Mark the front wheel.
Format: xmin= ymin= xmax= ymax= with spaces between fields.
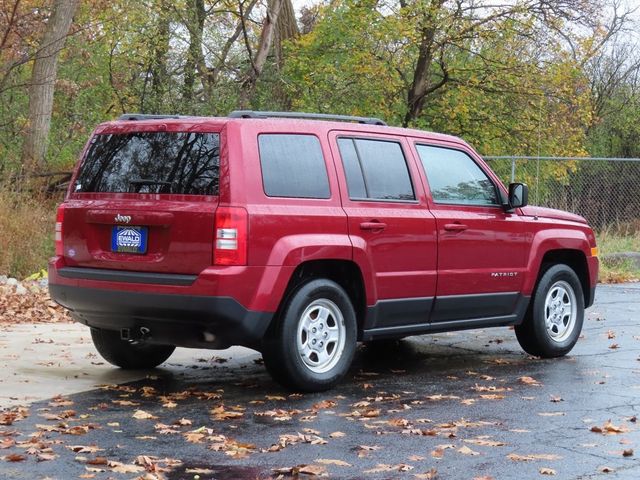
xmin=90 ymin=328 xmax=175 ymax=369
xmin=262 ymin=279 xmax=357 ymax=392
xmin=515 ymin=264 xmax=584 ymax=358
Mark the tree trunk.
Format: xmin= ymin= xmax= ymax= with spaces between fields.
xmin=238 ymin=0 xmax=284 ymax=109
xmin=183 ymin=0 xmax=206 ymax=107
xmin=403 ymin=0 xmax=447 ymax=127
xmin=274 ymin=0 xmax=298 ymax=68
xmin=21 ymin=0 xmax=80 ymax=171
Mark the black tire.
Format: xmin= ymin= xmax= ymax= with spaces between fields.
xmin=515 ymin=264 xmax=584 ymax=358
xmin=90 ymin=328 xmax=175 ymax=369
xmin=262 ymin=279 xmax=357 ymax=392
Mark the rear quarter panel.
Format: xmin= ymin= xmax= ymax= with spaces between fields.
xmin=225 ymin=121 xmax=352 ymax=309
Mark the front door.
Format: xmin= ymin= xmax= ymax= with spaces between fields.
xmin=412 ymin=142 xmax=529 ymax=324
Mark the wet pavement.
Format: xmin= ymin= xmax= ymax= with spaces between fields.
xmin=1 ymin=283 xmax=639 ymax=479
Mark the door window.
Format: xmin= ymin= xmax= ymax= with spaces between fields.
xmin=337 ymin=138 xmax=414 ymax=201
xmin=416 ymin=145 xmax=498 ymax=205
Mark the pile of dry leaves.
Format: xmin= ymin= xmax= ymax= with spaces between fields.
xmin=0 ymin=281 xmax=70 ymax=324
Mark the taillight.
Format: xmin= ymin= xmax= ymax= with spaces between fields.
xmin=55 ymin=204 xmax=65 ymax=256
xmin=214 ymin=207 xmax=248 ymax=265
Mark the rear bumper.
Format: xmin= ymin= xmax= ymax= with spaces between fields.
xmin=48 ymin=257 xmax=278 ymax=349
xmin=49 ymin=283 xmax=272 ymax=349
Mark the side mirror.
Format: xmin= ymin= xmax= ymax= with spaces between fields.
xmin=508 ymin=182 xmax=528 ymax=209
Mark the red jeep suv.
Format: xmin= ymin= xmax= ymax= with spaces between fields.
xmin=49 ymin=111 xmax=599 ymax=391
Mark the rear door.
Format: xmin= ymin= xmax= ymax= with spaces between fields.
xmin=329 ymin=131 xmax=437 ymax=331
xmin=63 ymin=125 xmax=221 ymax=275
xmin=412 ymin=142 xmax=528 ymax=323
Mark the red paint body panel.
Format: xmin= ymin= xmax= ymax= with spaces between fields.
xmin=50 ymin=115 xmax=599 ymax=333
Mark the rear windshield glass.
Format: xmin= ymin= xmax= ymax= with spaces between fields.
xmin=74 ymin=132 xmax=220 ymax=195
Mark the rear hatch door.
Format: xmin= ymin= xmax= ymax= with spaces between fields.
xmin=63 ymin=123 xmax=222 ymax=275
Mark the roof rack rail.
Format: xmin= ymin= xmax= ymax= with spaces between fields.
xmin=118 ymin=113 xmax=192 ymax=121
xmin=228 ymin=110 xmax=387 ymax=126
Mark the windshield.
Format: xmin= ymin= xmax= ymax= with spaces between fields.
xmin=74 ymin=131 xmax=220 ymax=195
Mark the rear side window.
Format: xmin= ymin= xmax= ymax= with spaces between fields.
xmin=258 ymin=134 xmax=330 ymax=199
xmin=337 ymin=138 xmax=415 ymax=201
xmin=416 ymin=145 xmax=498 ymax=205
xmin=75 ymin=132 xmax=220 ymax=195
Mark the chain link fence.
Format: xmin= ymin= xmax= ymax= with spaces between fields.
xmin=485 ymin=156 xmax=640 ymax=231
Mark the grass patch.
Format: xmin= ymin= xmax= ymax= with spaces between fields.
xmin=0 ymin=187 xmax=56 ymax=279
xmin=597 ymin=222 xmax=640 ymax=283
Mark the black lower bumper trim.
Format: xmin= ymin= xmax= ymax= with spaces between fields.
xmin=49 ymin=284 xmax=272 ymax=349
xmin=58 ymin=267 xmax=197 ymax=286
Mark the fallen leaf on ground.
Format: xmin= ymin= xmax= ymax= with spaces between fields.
xmin=480 ymin=394 xmax=505 ymax=400
xmin=458 ymin=445 xmax=480 ymax=456
xmin=4 ymin=453 xmax=26 ymax=462
xmin=356 ymin=445 xmax=381 ymax=457
xmin=185 ymin=468 xmax=215 ymax=474
xmin=210 ymin=405 xmax=244 ymax=420
xmin=591 ymin=420 xmax=629 ymax=435
xmin=519 ymin=376 xmax=541 ymax=386
xmin=209 ymin=437 xmax=256 ymax=458
xmin=507 ymin=453 xmax=562 ymax=462
xmin=273 ymin=464 xmax=327 ymax=476
xmin=415 ymin=469 xmax=438 ymax=479
xmin=431 ymin=444 xmax=456 ymax=458
xmin=108 ymin=461 xmax=145 ymax=473
xmin=0 ymin=438 xmax=15 ymax=449
xmin=315 ymin=458 xmax=351 ymax=466
xmin=464 ymin=438 xmax=506 ymax=447
xmin=623 ymin=449 xmax=634 ymax=457
xmin=132 ymin=410 xmax=156 ymax=420
xmin=312 ymin=400 xmax=336 ymax=411
xmin=265 ymin=395 xmax=286 ymax=401
xmin=426 ymin=394 xmax=460 ymax=401
xmin=365 ymin=464 xmax=413 ymax=473
xmin=67 ymin=445 xmax=103 ymax=454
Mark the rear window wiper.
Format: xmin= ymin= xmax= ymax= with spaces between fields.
xmin=129 ymin=179 xmax=174 ymax=193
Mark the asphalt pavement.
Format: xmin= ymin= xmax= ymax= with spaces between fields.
xmin=1 ymin=283 xmax=639 ymax=479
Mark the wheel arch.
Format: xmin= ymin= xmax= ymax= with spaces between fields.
xmin=533 ymin=249 xmax=591 ymax=307
xmin=276 ymin=259 xmax=367 ymax=337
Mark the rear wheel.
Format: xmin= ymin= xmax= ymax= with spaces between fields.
xmin=90 ymin=328 xmax=175 ymax=369
xmin=515 ymin=264 xmax=584 ymax=357
xmin=262 ymin=279 xmax=357 ymax=392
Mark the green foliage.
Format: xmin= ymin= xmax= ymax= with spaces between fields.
xmin=0 ymin=0 xmax=637 ymax=180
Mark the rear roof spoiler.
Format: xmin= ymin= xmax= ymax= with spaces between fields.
xmin=228 ymin=110 xmax=387 ymax=126
xmin=118 ymin=114 xmax=194 ymax=121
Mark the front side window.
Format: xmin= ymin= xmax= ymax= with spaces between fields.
xmin=258 ymin=134 xmax=330 ymax=199
xmin=337 ymin=138 xmax=415 ymax=201
xmin=416 ymin=145 xmax=498 ymax=205
xmin=75 ymin=132 xmax=220 ymax=195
